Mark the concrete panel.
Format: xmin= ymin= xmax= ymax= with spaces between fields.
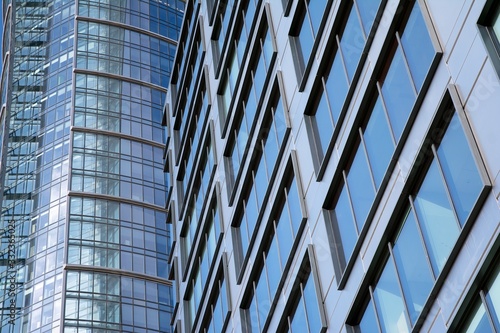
xmin=464 ymin=60 xmax=500 ymax=190
xmin=455 ymin=33 xmax=488 ymax=102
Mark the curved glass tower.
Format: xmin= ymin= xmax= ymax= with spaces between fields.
xmin=0 ymin=0 xmax=184 ymax=332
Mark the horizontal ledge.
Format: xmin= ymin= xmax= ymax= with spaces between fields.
xmin=70 ymin=126 xmax=164 ymax=149
xmin=67 ymin=191 xmax=167 ymax=212
xmin=64 ymin=264 xmax=172 ymax=286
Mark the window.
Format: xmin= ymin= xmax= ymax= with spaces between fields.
xmin=350 ymin=91 xmax=490 ymax=332
xmin=325 ymin=1 xmax=438 ymax=284
xmin=225 ymin=72 xmax=283 ymax=196
xmin=240 ymin=156 xmax=306 ymax=332
xmin=277 ymin=246 xmax=327 ymax=333
xmin=230 ymin=82 xmax=289 ymax=275
xmin=456 ymin=260 xmax=500 ymax=332
xmin=289 ymin=0 xmax=331 ymax=81
xmin=478 ymin=1 xmax=500 ymax=77
xmin=179 ymin=130 xmax=216 ymax=273
xmin=305 ymin=0 xmax=382 ymax=173
xmin=192 ymin=255 xmax=231 ymax=333
xmin=218 ymin=7 xmax=276 ymax=136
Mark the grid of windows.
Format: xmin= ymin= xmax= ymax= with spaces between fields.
xmin=355 ymin=105 xmax=487 ymax=332
xmin=217 ymin=0 xmax=263 ymax=128
xmin=306 ymin=0 xmax=381 ymax=165
xmin=225 ymin=20 xmax=275 ymax=189
xmin=241 ymin=170 xmax=305 ymax=332
xmin=74 ymin=73 xmax=165 ymax=141
xmin=78 ymin=0 xmax=184 ymax=40
xmin=289 ymin=0 xmax=330 ymax=77
xmin=68 ymin=197 xmax=169 ymax=277
xmin=65 ymin=271 xmax=172 ymax=332
xmin=232 ymin=87 xmax=288 ymax=269
xmin=198 ymin=260 xmax=231 ymax=333
xmin=179 ymin=133 xmax=215 ymax=270
xmin=175 ymin=84 xmax=210 ymax=206
xmin=212 ymin=0 xmax=236 ymax=60
xmin=76 ymin=21 xmax=176 ymax=87
xmin=185 ymin=198 xmax=222 ymax=330
xmin=327 ymin=1 xmax=437 ymax=278
xmin=278 ymin=248 xmax=327 ymax=333
xmin=71 ymin=132 xmax=166 ymax=206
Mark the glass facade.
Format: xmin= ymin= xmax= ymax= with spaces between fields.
xmin=165 ymin=0 xmax=499 ymax=333
xmin=0 ymin=0 xmax=184 ymax=332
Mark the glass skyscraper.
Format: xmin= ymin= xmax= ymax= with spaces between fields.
xmin=0 ymin=1 xmax=184 ymax=332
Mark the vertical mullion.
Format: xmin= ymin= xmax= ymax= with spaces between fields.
xmin=395 ymin=32 xmax=418 ymax=97
xmin=368 ymin=285 xmax=384 ymax=333
xmin=352 ymin=0 xmax=368 ymax=41
xmin=376 ymin=83 xmax=397 ymax=146
xmin=409 ymin=196 xmax=437 ymax=280
xmin=480 ymin=290 xmax=499 ymax=333
xmin=431 ymin=144 xmax=462 ymax=230
xmin=388 ymin=243 xmax=413 ymax=328
xmin=342 ymin=170 xmax=361 ymax=235
xmin=335 ymin=35 xmax=351 ymax=86
xmin=359 ymin=128 xmax=377 ymax=193
xmin=321 ymin=76 xmax=336 ymax=129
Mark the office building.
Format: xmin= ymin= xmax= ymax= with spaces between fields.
xmin=165 ymin=0 xmax=500 ymax=332
xmin=0 ymin=0 xmax=184 ymax=332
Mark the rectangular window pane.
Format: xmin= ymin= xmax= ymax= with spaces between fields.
xmin=340 ymin=8 xmax=364 ymax=81
xmin=360 ymin=299 xmax=380 ymax=333
xmin=400 ymin=3 xmax=434 ymax=91
xmin=312 ymin=89 xmax=334 ymax=158
xmin=290 ymin=290 xmax=308 ymax=333
xmin=437 ymin=113 xmax=483 ymax=225
xmin=347 ymin=145 xmax=375 ymax=230
xmin=356 ymin=0 xmax=381 ymax=36
xmin=392 ymin=209 xmax=434 ymax=324
xmin=363 ymin=98 xmax=394 ymax=188
xmin=414 ymin=160 xmax=459 ymax=275
xmin=334 ymin=186 xmax=357 ymax=263
xmin=325 ymin=52 xmax=349 ymax=123
xmin=381 ymin=48 xmax=416 ymax=141
xmin=373 ymin=259 xmax=410 ymax=333
xmin=303 ymin=274 xmax=322 ymax=333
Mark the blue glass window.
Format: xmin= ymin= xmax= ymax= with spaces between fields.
xmin=358 ymin=103 xmax=487 ymax=332
xmin=400 ymin=2 xmax=434 ymax=91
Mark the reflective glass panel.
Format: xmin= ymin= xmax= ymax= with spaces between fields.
xmin=363 ymin=98 xmax=394 ymax=189
xmin=325 ymin=51 xmax=349 ymax=123
xmin=414 ymin=160 xmax=459 ymax=275
xmin=313 ymin=89 xmax=334 ymax=158
xmin=381 ymin=48 xmax=416 ymax=141
xmin=360 ymin=299 xmax=380 ymax=333
xmin=340 ymin=7 xmax=364 ymax=81
xmin=334 ymin=186 xmax=357 ymax=262
xmin=393 ymin=209 xmax=434 ymax=324
xmin=290 ymin=290 xmax=308 ymax=333
xmin=400 ymin=3 xmax=434 ymax=91
xmin=373 ymin=259 xmax=410 ymax=333
xmin=347 ymin=145 xmax=375 ymax=230
xmin=303 ymin=275 xmax=321 ymax=333
xmin=437 ymin=113 xmax=482 ymax=225
xmin=356 ymin=0 xmax=381 ymax=36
